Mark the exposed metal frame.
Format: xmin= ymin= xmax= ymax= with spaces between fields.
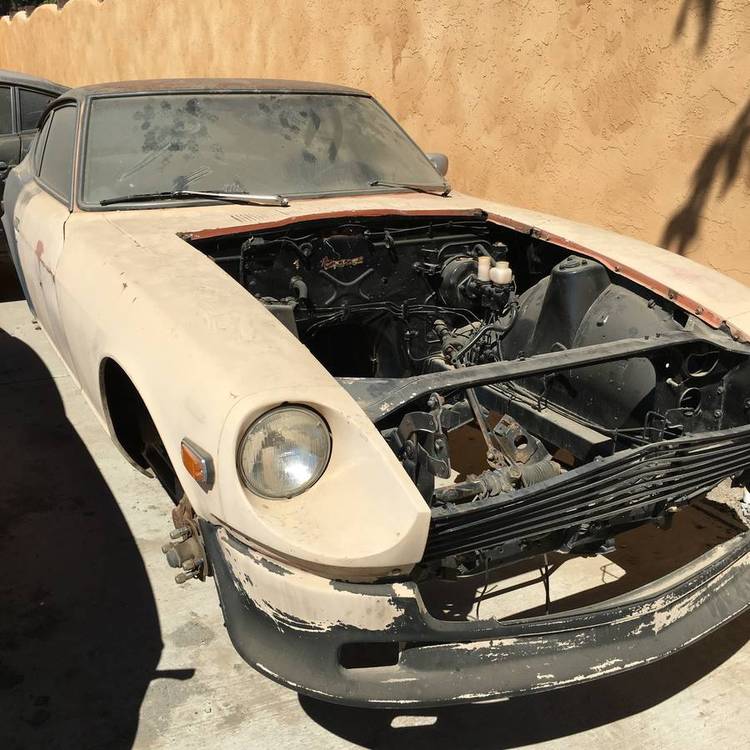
xmin=339 ymin=329 xmax=732 ymax=422
xmin=426 ymin=424 xmax=750 ymax=561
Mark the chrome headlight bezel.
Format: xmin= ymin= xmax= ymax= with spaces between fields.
xmin=237 ymin=405 xmax=332 ymax=499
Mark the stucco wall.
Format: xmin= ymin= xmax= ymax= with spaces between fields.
xmin=2 ymin=0 xmax=749 ymax=283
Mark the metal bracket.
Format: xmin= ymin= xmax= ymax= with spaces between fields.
xmin=397 ymin=393 xmax=451 ymax=479
xmin=493 ymin=414 xmax=548 ymax=465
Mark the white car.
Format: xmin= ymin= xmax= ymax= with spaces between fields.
xmin=3 ymin=78 xmax=749 ymax=706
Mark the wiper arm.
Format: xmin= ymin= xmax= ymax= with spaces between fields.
xmin=100 ymin=190 xmax=289 ymax=207
xmin=369 ymin=180 xmax=451 ymax=197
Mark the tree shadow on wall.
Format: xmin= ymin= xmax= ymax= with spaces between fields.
xmin=661 ymin=97 xmax=750 ymax=256
xmin=0 ymin=327 xmax=192 ymax=749
xmin=673 ymin=0 xmax=715 ymax=53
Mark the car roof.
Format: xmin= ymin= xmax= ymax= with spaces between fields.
xmin=0 ymin=68 xmax=67 ymax=95
xmin=62 ymin=78 xmax=369 ymax=101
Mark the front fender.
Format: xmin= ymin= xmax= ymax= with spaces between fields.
xmin=54 ymin=214 xmax=428 ymax=571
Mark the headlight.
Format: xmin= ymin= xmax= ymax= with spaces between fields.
xmin=238 ymin=406 xmax=331 ymax=498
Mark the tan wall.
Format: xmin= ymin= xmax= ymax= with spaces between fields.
xmin=2 ymin=0 xmax=749 ymax=282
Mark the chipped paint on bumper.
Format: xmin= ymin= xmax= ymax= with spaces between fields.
xmin=202 ymin=521 xmax=750 ymax=708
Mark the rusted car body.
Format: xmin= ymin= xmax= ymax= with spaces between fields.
xmin=3 ymin=79 xmax=748 ymax=706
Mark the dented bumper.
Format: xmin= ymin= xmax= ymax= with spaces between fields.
xmin=202 ymin=522 xmax=750 ymax=708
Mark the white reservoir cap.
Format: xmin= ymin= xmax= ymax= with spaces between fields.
xmin=477 ymin=256 xmax=492 ymax=281
xmin=490 ymin=265 xmax=513 ymax=285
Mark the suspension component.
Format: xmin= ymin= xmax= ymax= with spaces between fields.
xmin=162 ymin=498 xmax=210 ymax=584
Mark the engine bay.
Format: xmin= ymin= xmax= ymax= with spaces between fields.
xmin=190 ymin=213 xmax=750 ymax=578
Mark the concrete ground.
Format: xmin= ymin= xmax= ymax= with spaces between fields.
xmin=0 ymin=250 xmax=748 ymax=750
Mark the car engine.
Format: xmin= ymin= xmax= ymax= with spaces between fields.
xmin=192 ymin=213 xmax=750 ymax=578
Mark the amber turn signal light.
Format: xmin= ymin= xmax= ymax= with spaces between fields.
xmin=181 ymin=438 xmax=215 ymax=492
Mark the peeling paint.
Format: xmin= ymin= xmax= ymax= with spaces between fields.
xmin=590 ymin=657 xmax=624 ymax=673
xmin=217 ymin=527 xmax=405 ymax=633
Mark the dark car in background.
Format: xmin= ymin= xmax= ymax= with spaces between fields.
xmin=0 ymin=69 xmax=66 ymax=245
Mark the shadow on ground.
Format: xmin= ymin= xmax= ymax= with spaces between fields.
xmin=0 ymin=324 xmax=172 ymax=749
xmin=300 ymin=608 xmax=748 ymax=749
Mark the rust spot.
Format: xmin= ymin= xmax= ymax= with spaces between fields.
xmin=34 ymin=240 xmax=44 ymax=260
xmin=184 ymin=207 xmax=483 ymax=241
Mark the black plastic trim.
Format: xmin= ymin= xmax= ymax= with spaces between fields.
xmin=202 ymin=520 xmax=750 ymax=707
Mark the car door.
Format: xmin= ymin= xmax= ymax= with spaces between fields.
xmin=0 ymin=84 xmax=20 ymax=192
xmin=17 ymin=87 xmax=57 ymax=160
xmin=14 ymin=103 xmax=77 ymax=365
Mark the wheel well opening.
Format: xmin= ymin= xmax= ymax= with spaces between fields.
xmin=100 ymin=358 xmax=184 ymax=502
xmin=101 ymin=359 xmax=149 ymax=470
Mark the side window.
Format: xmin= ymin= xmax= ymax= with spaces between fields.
xmin=0 ymin=86 xmax=13 ymax=135
xmin=38 ymin=106 xmax=77 ymax=203
xmin=19 ymin=88 xmax=55 ymax=132
xmin=33 ymin=115 xmax=53 ymax=173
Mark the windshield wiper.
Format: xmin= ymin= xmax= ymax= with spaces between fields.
xmin=100 ymin=189 xmax=289 ymax=207
xmin=369 ymin=180 xmax=451 ymax=197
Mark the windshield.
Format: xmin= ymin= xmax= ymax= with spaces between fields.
xmin=81 ymin=92 xmax=444 ymax=205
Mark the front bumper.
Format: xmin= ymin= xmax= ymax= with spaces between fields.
xmin=202 ymin=521 xmax=750 ymax=708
